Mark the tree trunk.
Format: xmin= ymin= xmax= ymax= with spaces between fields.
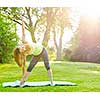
xmin=42 ymin=8 xmax=52 ymax=47
xmin=42 ymin=23 xmax=51 ymax=46
xmin=0 ymin=55 xmax=2 ymax=63
xmin=53 ymin=26 xmax=64 ymax=61
xmin=56 ymin=46 xmax=62 ymax=61
xmin=28 ymin=25 xmax=36 ymax=42
xmin=57 ymin=27 xmax=63 ymax=60
xmin=25 ymin=7 xmax=36 ymax=42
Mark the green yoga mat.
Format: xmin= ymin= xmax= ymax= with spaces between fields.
xmin=2 ymin=80 xmax=77 ymax=87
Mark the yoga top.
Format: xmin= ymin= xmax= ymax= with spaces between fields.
xmin=30 ymin=43 xmax=44 ymax=56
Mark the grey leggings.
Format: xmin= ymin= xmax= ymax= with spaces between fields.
xmin=27 ymin=48 xmax=50 ymax=72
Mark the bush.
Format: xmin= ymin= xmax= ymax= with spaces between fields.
xmin=63 ymin=48 xmax=72 ymax=60
xmin=47 ymin=47 xmax=56 ymax=60
xmin=0 ymin=16 xmax=19 ymax=63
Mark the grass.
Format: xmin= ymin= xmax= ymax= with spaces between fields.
xmin=0 ymin=61 xmax=100 ymax=92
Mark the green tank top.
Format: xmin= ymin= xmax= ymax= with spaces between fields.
xmin=30 ymin=43 xmax=44 ymax=56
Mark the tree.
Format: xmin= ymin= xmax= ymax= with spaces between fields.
xmin=71 ymin=16 xmax=100 ymax=63
xmin=0 ymin=7 xmax=54 ymax=46
xmin=0 ymin=16 xmax=19 ymax=63
xmin=52 ymin=8 xmax=71 ymax=60
xmin=42 ymin=8 xmax=54 ymax=46
xmin=0 ymin=7 xmax=43 ymax=43
xmin=0 ymin=7 xmax=72 ymax=61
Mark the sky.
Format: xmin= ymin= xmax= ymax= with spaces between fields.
xmin=17 ymin=23 xmax=74 ymax=47
xmin=16 ymin=1 xmax=100 ymax=47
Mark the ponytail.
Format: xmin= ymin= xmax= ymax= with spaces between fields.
xmin=13 ymin=47 xmax=23 ymax=67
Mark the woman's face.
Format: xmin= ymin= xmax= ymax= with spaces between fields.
xmin=19 ymin=45 xmax=26 ymax=53
xmin=19 ymin=43 xmax=31 ymax=55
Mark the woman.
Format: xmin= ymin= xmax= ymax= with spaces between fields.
xmin=14 ymin=42 xmax=53 ymax=86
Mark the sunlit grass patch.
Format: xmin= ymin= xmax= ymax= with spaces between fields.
xmin=0 ymin=61 xmax=100 ymax=92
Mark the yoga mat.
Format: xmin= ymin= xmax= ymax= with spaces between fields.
xmin=2 ymin=80 xmax=77 ymax=87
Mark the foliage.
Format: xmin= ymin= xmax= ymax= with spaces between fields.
xmin=0 ymin=7 xmax=41 ymax=42
xmin=0 ymin=7 xmax=53 ymax=45
xmin=62 ymin=48 xmax=72 ymax=60
xmin=47 ymin=47 xmax=56 ymax=60
xmin=0 ymin=7 xmax=73 ymax=61
xmin=0 ymin=16 xmax=19 ymax=63
xmin=70 ymin=16 xmax=100 ymax=63
xmin=52 ymin=8 xmax=71 ymax=60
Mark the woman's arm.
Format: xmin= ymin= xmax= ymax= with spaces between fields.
xmin=20 ymin=71 xmax=31 ymax=85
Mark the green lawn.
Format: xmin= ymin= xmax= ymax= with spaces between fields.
xmin=0 ymin=61 xmax=100 ymax=92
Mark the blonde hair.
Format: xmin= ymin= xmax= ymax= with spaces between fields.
xmin=13 ymin=42 xmax=31 ymax=67
xmin=13 ymin=47 xmax=23 ymax=67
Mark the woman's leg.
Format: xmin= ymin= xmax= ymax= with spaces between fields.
xmin=42 ymin=49 xmax=53 ymax=85
xmin=27 ymin=56 xmax=40 ymax=72
xmin=47 ymin=69 xmax=53 ymax=85
xmin=20 ymin=56 xmax=40 ymax=85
